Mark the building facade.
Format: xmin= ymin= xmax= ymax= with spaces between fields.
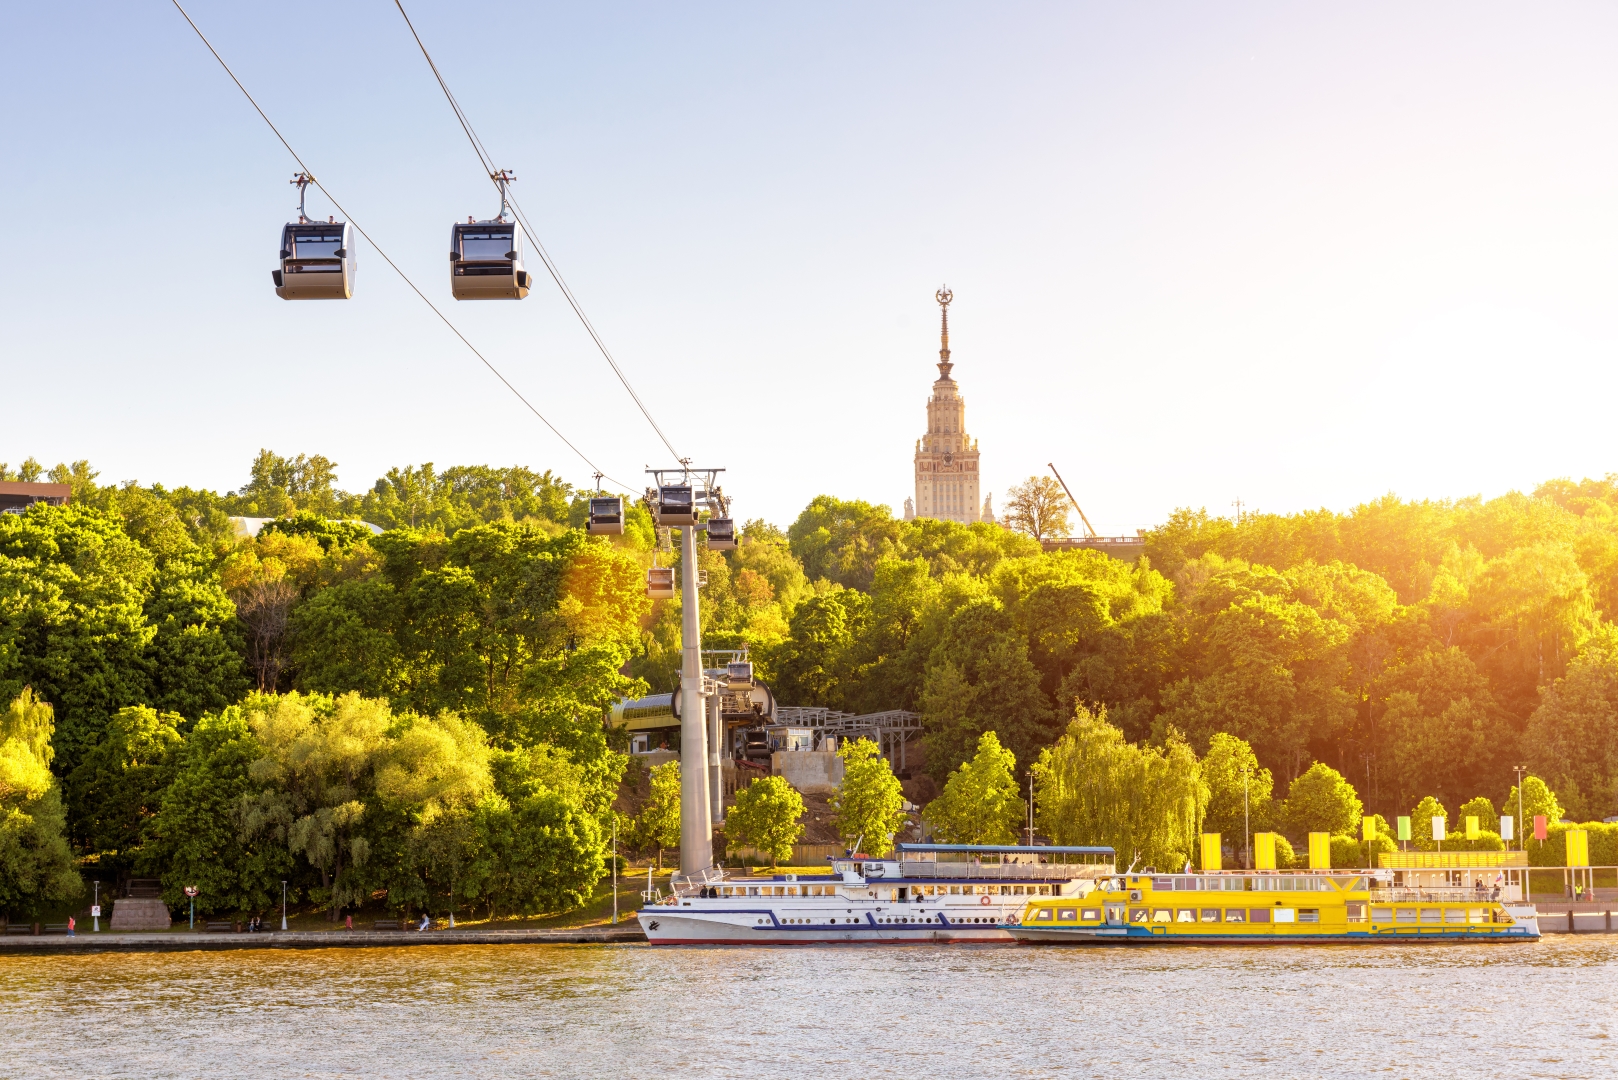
xmin=910 ymin=287 xmax=980 ymax=523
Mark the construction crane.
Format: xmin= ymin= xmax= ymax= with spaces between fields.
xmin=1047 ymin=463 xmax=1098 ymax=539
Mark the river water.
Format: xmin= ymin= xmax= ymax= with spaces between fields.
xmin=3 ymin=936 xmax=1614 ymax=1078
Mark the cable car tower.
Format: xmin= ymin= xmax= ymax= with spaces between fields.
xmin=646 ymin=465 xmax=730 ymax=880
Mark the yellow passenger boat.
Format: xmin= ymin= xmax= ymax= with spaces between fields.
xmin=1006 ymin=869 xmax=1540 ymax=944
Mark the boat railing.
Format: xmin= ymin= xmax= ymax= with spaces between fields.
xmin=896 ymin=862 xmax=1114 ymax=881
xmin=667 ymin=867 xmax=727 ymax=899
xmin=1368 ymin=887 xmax=1506 ymax=903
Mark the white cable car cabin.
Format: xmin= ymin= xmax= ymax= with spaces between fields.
xmin=273 ymin=219 xmax=355 ymax=300
xmin=705 ymin=517 xmax=736 ymax=549
xmin=646 ymin=567 xmax=675 ymax=599
xmin=587 ymin=496 xmax=624 ymax=535
xmin=654 ymin=486 xmax=698 ymax=526
xmin=726 ymin=660 xmax=754 ymax=689
xmin=450 ymin=219 xmax=530 ymax=300
xmin=273 ymin=176 xmax=354 ymax=300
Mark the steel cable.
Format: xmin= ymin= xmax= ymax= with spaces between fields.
xmin=391 ymin=0 xmax=687 ymax=466
xmin=168 ymin=0 xmax=636 ymax=492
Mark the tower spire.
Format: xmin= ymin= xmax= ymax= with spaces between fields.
xmin=936 ymin=285 xmax=954 ymax=378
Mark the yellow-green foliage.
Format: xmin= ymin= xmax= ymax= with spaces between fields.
xmin=727 ymin=775 xmax=805 ymax=866
xmin=924 ymin=731 xmax=1026 ymax=845
xmin=831 ymin=739 xmax=907 ymax=856
xmin=1034 ymin=705 xmax=1208 ymax=871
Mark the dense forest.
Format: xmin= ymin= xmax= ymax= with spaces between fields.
xmin=3 ymin=450 xmax=1618 ymax=917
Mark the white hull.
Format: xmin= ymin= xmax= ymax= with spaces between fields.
xmin=637 ymin=907 xmax=1019 ymax=945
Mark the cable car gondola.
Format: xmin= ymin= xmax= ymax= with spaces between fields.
xmin=587 ymin=496 xmax=624 ymax=535
xmin=705 ymin=517 xmax=736 ymax=550
xmin=450 ymin=170 xmax=530 ymax=300
xmin=654 ymin=485 xmax=697 ymax=526
xmin=726 ymin=660 xmax=754 ymax=689
xmin=646 ymin=566 xmax=675 ymax=600
xmin=272 ymin=174 xmax=354 ymax=300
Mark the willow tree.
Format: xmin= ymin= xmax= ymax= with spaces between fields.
xmin=1033 ymin=706 xmax=1207 ymax=871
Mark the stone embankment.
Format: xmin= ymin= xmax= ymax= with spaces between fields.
xmin=0 ymin=926 xmax=645 ymax=954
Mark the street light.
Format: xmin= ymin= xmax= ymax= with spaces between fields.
xmin=1513 ymin=766 xmax=1527 ymax=852
xmin=183 ymin=885 xmax=198 ymax=931
xmin=281 ymin=880 xmax=288 ymax=932
xmin=92 ymin=880 xmax=100 ymax=932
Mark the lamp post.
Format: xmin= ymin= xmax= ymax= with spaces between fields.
xmin=281 ymin=880 xmax=287 ymax=931
xmin=611 ymin=816 xmax=618 ymax=927
xmin=1243 ymin=766 xmax=1251 ymax=871
xmin=1514 ymin=765 xmax=1528 ymax=903
xmin=92 ymin=880 xmax=100 ymax=932
xmin=184 ymin=885 xmax=198 ymax=930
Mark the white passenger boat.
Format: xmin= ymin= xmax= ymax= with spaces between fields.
xmin=636 ymin=843 xmax=1115 ymax=944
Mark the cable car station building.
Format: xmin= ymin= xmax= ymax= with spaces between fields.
xmin=909 ymin=287 xmax=981 ymax=524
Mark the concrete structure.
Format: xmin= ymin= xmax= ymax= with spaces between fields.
xmin=0 ymin=481 xmax=70 ymax=514
xmin=109 ymin=898 xmax=172 ymax=931
xmin=772 ymin=750 xmax=844 ymax=795
xmin=911 ymin=287 xmax=981 ymax=524
xmin=1042 ymin=535 xmax=1147 ymax=563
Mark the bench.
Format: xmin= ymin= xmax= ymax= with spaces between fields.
xmin=4 ymin=924 xmax=37 ymax=935
xmin=373 ymin=919 xmax=408 ymax=931
xmin=205 ymin=921 xmax=238 ymax=933
xmin=42 ymin=923 xmax=71 ymax=934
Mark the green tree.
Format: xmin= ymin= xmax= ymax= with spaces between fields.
xmin=1525 ymin=629 xmax=1618 ymax=820
xmin=1003 ymin=476 xmax=1071 ymax=541
xmin=919 ymin=598 xmax=1054 ymax=784
xmin=1409 ymin=795 xmax=1448 ymax=851
xmin=1281 ymin=762 xmax=1363 ymax=838
xmin=1199 ymin=731 xmax=1274 ymax=846
xmin=140 ymin=706 xmax=294 ymax=915
xmin=787 ymin=496 xmax=906 ymax=591
xmin=1502 ymin=775 xmax=1563 ymax=835
xmin=1377 ymin=646 xmax=1506 ymax=811
xmin=0 ymin=690 xmax=82 ymax=916
xmin=633 ymin=761 xmax=681 ymax=870
xmin=923 ymin=731 xmax=1026 ymax=845
xmin=64 ymin=705 xmax=183 ymax=875
xmin=831 ymin=739 xmax=907 ymax=856
xmin=1034 ymin=706 xmax=1207 ymax=871
xmin=727 ymin=776 xmax=806 ymax=866
xmin=1457 ymin=795 xmax=1499 ymax=834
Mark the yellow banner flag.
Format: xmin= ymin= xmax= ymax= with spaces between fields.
xmin=1567 ymin=829 xmax=1590 ymax=868
xmin=1201 ymin=833 xmax=1222 ymax=872
xmin=1308 ymin=832 xmax=1331 ymax=870
xmin=1362 ymin=816 xmax=1377 ymax=843
xmin=1465 ymin=816 xmax=1479 ymax=840
xmin=1254 ymin=832 xmax=1277 ymax=871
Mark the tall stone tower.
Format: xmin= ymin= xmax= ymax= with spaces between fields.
xmin=912 ymin=287 xmax=980 ymax=523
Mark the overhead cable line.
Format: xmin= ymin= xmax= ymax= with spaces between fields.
xmin=391 ymin=0 xmax=687 ymax=466
xmin=167 ymin=0 xmax=635 ymax=491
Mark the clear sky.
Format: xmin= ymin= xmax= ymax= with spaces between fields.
xmin=4 ymin=2 xmax=1617 ymax=533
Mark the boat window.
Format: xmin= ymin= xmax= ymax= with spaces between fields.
xmin=1200 ymin=909 xmax=1220 ymax=923
xmin=1371 ymin=906 xmax=1392 ymax=923
xmin=1298 ymin=909 xmax=1320 ymax=923
xmin=1153 ymin=877 xmax=1174 ymax=890
xmin=1038 ymin=885 xmax=1051 ymax=896
xmin=1174 ymin=877 xmax=1195 ymax=891
xmin=1274 ymin=909 xmax=1296 ymax=923
xmin=1130 ymin=908 xmax=1149 ymax=923
xmin=1176 ymin=909 xmax=1195 ymax=923
xmin=1000 ymin=885 xmax=1012 ymax=895
xmin=1035 ymin=908 xmax=1053 ymax=921
xmin=1249 ymin=908 xmax=1270 ymax=924
xmin=1395 ymin=908 xmax=1416 ymax=922
xmin=1420 ymin=908 xmax=1441 ymax=923
xmin=1152 ymin=909 xmax=1172 ymax=923
xmin=459 ymin=228 xmax=516 ymax=260
xmin=1012 ymin=886 xmax=1025 ymax=896
xmin=1445 ymin=908 xmax=1466 ymax=924
xmin=1468 ymin=908 xmax=1486 ymax=924
xmin=1076 ymin=909 xmax=1094 ymax=921
xmin=1224 ymin=909 xmax=1245 ymax=923
xmin=1345 ymin=903 xmax=1366 ymax=922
